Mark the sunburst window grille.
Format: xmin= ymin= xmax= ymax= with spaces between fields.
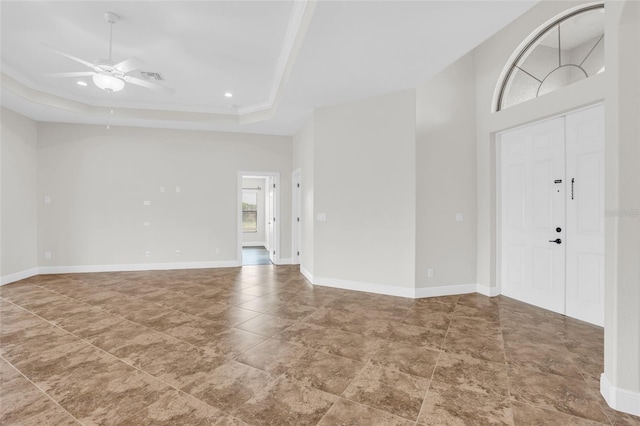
xmin=497 ymin=4 xmax=604 ymax=111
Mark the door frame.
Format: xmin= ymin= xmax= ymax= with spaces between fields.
xmin=495 ymin=102 xmax=604 ymax=309
xmin=291 ymin=169 xmax=301 ymax=265
xmin=237 ymin=171 xmax=281 ymax=265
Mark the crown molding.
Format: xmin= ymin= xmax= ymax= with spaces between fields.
xmin=0 ymin=0 xmax=316 ymax=127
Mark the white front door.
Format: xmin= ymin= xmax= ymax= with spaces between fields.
xmin=499 ymin=105 xmax=605 ymax=326
xmin=565 ymin=105 xmax=605 ymax=326
xmin=501 ymin=117 xmax=566 ymax=314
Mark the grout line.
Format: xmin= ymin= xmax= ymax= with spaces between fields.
xmin=22 ymin=284 xmax=238 ymax=355
xmin=576 ymin=370 xmax=616 ymax=426
xmin=0 ymin=354 xmax=84 ymax=425
xmin=497 ymin=297 xmax=517 ymax=426
xmin=5 ymin=279 xmax=614 ymax=425
xmin=331 ymin=300 xmax=444 ymax=423
xmin=2 ymin=298 xmax=253 ymax=425
xmin=5 ymin=285 xmax=395 ymax=424
xmin=415 ymin=300 xmax=456 ymax=423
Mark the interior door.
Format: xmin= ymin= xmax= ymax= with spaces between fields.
xmin=565 ymin=105 xmax=605 ymax=326
xmin=268 ymin=177 xmax=276 ymax=264
xmin=500 ymin=117 xmax=566 ymax=314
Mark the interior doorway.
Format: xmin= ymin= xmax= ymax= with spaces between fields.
xmin=498 ymin=104 xmax=604 ymax=326
xmin=242 ymin=246 xmax=271 ymax=265
xmin=238 ymin=172 xmax=280 ymax=266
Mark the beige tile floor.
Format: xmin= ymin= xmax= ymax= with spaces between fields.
xmin=1 ymin=266 xmax=639 ymax=425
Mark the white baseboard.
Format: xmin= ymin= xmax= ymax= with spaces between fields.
xmin=3 ymin=263 xmax=499 ymax=306
xmin=415 ymin=283 xmax=478 ymax=298
xmin=476 ymin=283 xmax=500 ymax=297
xmin=275 ymin=258 xmax=294 ymax=265
xmin=310 ymin=276 xmax=491 ymax=300
xmin=37 ymin=260 xmax=241 ymax=275
xmin=313 ymin=275 xmax=415 ymax=298
xmin=242 ymin=242 xmax=267 ymax=248
xmin=601 ymin=373 xmax=640 ymax=416
xmin=1 ymin=267 xmax=39 ymax=286
xmin=300 ymin=266 xmax=313 ymax=283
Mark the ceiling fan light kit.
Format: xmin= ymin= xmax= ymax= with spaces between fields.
xmin=93 ymin=73 xmax=124 ymax=92
xmin=45 ymin=11 xmax=172 ymax=95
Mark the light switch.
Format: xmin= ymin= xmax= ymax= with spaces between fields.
xmin=316 ymin=213 xmax=327 ymax=222
xmin=143 ymin=222 xmax=151 ymax=227
xmin=176 ymin=186 xmax=181 ymax=193
xmin=160 ymin=186 xmax=165 ymax=193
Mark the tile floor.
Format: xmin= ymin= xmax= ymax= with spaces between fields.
xmin=1 ymin=266 xmax=639 ymax=425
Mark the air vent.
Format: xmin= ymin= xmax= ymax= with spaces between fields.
xmin=141 ymin=71 xmax=164 ymax=81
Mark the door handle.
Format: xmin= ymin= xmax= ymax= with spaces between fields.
xmin=571 ymin=178 xmax=575 ymax=200
xmin=548 ymin=238 xmax=562 ymax=244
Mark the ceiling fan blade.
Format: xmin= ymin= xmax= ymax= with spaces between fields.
xmin=113 ymin=56 xmax=145 ymax=74
xmin=42 ymin=43 xmax=98 ymax=71
xmin=124 ymin=76 xmax=174 ymax=95
xmin=47 ymin=71 xmax=96 ymax=78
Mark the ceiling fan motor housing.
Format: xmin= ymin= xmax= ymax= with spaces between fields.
xmin=104 ymin=12 xmax=119 ymax=24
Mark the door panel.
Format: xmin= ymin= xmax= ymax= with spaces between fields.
xmin=565 ymin=105 xmax=605 ymax=326
xmin=506 ymin=165 xmax=525 ymax=228
xmin=531 ymin=160 xmax=553 ymax=229
xmin=577 ymin=253 xmax=602 ymax=303
xmin=531 ymin=248 xmax=553 ymax=291
xmin=500 ymin=117 xmax=566 ymax=314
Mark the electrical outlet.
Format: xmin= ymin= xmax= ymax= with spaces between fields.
xmin=44 ymin=196 xmax=52 ymax=205
xmin=215 ymin=248 xmax=220 ymax=255
xmin=143 ymin=222 xmax=151 ymax=227
xmin=427 ymin=268 xmax=434 ymax=278
xmin=44 ymin=251 xmax=52 ymax=260
xmin=175 ymin=249 xmax=181 ymax=256
xmin=143 ymin=200 xmax=151 ymax=206
xmin=160 ymin=186 xmax=165 ymax=193
xmin=145 ymin=251 xmax=151 ymax=257
xmin=176 ymin=186 xmax=181 ymax=193
xmin=456 ymin=213 xmax=464 ymax=222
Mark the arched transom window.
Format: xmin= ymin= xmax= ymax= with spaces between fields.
xmin=497 ymin=4 xmax=604 ymax=111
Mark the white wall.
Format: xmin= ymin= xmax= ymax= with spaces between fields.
xmin=1 ymin=108 xmax=38 ymax=283
xmin=241 ymin=178 xmax=266 ymax=246
xmin=602 ymin=0 xmax=640 ymax=414
xmin=293 ymin=116 xmax=315 ymax=278
xmin=37 ymin=123 xmax=292 ymax=270
xmin=415 ymin=55 xmax=477 ymax=290
xmin=313 ymin=90 xmax=416 ymax=293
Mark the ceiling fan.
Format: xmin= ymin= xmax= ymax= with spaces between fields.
xmin=46 ymin=12 xmax=173 ymax=94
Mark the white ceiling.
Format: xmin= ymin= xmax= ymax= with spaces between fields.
xmin=1 ymin=1 xmax=538 ymax=136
